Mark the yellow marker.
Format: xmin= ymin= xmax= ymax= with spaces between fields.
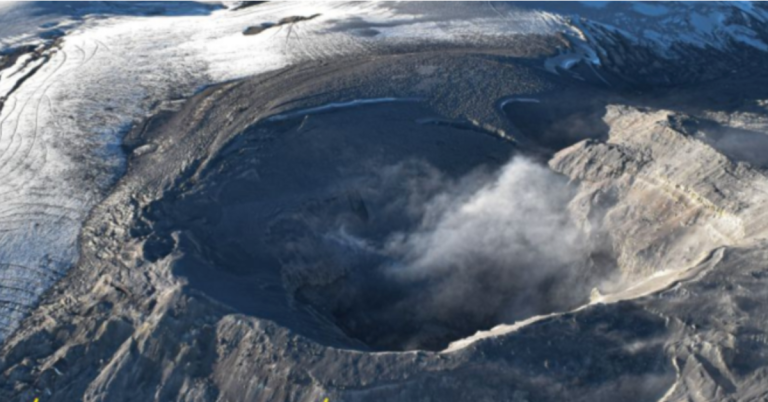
xmin=324 ymin=399 xmax=329 ymax=402
xmin=34 ymin=399 xmax=39 ymax=402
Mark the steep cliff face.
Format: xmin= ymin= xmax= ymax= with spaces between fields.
xmin=551 ymin=106 xmax=768 ymax=285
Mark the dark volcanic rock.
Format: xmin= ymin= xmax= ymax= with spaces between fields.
xmin=243 ymin=14 xmax=320 ymax=36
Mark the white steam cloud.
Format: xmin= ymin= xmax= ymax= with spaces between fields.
xmin=282 ymin=156 xmax=613 ymax=350
xmin=381 ymin=157 xmax=600 ymax=324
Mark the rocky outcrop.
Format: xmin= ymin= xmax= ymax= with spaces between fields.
xmin=551 ymin=105 xmax=768 ymax=284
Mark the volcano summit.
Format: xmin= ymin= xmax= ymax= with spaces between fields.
xmin=2 ymin=2 xmax=768 ymax=401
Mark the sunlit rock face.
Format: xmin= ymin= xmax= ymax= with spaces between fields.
xmin=2 ymin=2 xmax=768 ymax=401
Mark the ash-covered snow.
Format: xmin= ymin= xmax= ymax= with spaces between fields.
xmin=548 ymin=1 xmax=768 ymax=55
